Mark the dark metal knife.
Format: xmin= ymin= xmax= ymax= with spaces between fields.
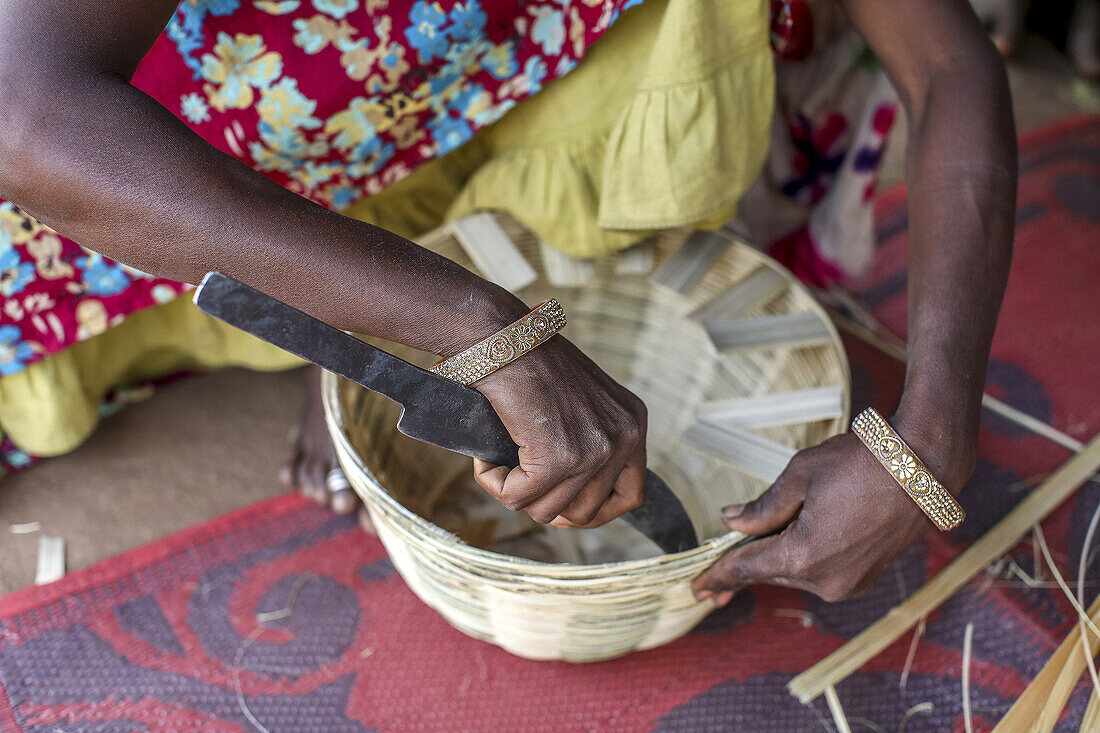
xmin=193 ymin=271 xmax=698 ymax=553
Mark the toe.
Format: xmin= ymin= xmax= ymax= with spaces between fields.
xmin=330 ymin=488 xmax=357 ymax=515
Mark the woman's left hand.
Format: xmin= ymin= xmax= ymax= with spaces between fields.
xmin=691 ymin=426 xmax=972 ymax=605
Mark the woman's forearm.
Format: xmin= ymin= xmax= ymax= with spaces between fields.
xmin=839 ymin=0 xmax=1017 ymax=487
xmin=0 ymin=1 xmax=525 ymax=357
xmin=890 ymin=57 xmax=1016 ymax=485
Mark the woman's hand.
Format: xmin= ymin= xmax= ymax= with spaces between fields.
xmin=691 ymin=418 xmax=975 ymax=604
xmin=470 ymin=335 xmax=649 ymax=528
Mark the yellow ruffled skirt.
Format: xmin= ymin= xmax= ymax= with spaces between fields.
xmin=0 ymin=0 xmax=774 ymax=459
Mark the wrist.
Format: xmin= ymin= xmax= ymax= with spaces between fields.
xmin=436 ymin=285 xmax=529 ymax=359
xmin=891 ymin=389 xmax=979 ymax=494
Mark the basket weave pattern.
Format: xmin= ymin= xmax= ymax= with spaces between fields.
xmin=323 ymin=215 xmax=849 ymax=662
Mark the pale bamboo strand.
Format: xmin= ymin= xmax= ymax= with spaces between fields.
xmin=962 ymin=622 xmax=975 ymax=733
xmin=1077 ymin=502 xmax=1100 ymax=701
xmin=1033 ymin=525 xmax=1100 ymax=640
xmin=898 ymin=617 xmax=926 ymax=692
xmin=991 ymin=593 xmax=1100 ymax=732
xmin=898 ymin=703 xmax=934 ymax=733
xmin=823 ymin=686 xmax=852 ymax=733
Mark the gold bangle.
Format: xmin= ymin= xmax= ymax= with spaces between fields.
xmin=851 ymin=408 xmax=965 ymax=531
xmin=430 ymin=299 xmax=566 ymax=385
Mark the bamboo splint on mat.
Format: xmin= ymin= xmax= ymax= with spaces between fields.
xmin=990 ymin=592 xmax=1100 ymax=732
xmin=788 ymin=434 xmax=1100 ymax=703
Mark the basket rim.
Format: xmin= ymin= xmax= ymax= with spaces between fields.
xmin=320 ymin=235 xmax=851 ymax=576
xmin=322 ymin=369 xmax=754 ymax=575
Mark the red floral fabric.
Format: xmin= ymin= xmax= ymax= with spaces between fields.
xmin=0 ymin=0 xmax=640 ymax=379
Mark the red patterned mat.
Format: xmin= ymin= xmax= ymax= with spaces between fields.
xmin=1 ymin=115 xmax=1098 ymax=732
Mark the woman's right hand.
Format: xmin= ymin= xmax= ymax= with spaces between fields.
xmin=470 ymin=335 xmax=649 ymax=528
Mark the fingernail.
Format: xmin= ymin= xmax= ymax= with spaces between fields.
xmin=722 ymin=504 xmax=744 ymax=520
xmin=694 ymin=590 xmax=712 ymax=601
xmin=715 ymin=591 xmax=735 ymax=608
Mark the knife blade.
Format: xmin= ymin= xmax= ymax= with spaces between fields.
xmin=193 ymin=271 xmax=699 ymax=553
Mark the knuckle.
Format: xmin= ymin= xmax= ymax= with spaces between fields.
xmin=619 ymin=420 xmax=644 ymax=446
xmin=591 ymin=428 xmax=616 ymax=457
xmin=555 ymin=444 xmax=587 ymax=469
xmin=499 ymin=494 xmax=528 ymax=512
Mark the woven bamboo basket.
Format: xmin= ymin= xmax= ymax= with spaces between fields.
xmin=323 ymin=213 xmax=850 ymax=662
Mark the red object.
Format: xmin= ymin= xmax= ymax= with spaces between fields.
xmin=1 ymin=115 xmax=1098 ymax=732
xmin=770 ymin=0 xmax=814 ymax=61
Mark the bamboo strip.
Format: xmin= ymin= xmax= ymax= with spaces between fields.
xmin=981 ymin=394 xmax=1085 ymax=453
xmin=9 ymin=522 xmax=41 ymax=534
xmin=962 ymin=622 xmax=975 ymax=733
xmin=614 ymin=241 xmax=655 ymax=275
xmin=698 ymin=386 xmax=845 ymax=429
xmin=990 ymin=592 xmax=1100 ymax=732
xmin=540 ymin=242 xmax=595 ymax=287
xmin=788 ymin=434 xmax=1100 ymax=703
xmin=680 ymin=421 xmax=797 ymax=483
xmin=828 ymin=309 xmax=1086 ymax=453
xmin=1076 ymin=503 xmax=1100 ymax=703
xmin=34 ymin=534 xmax=65 ymax=586
xmin=450 ymin=213 xmax=537 ymax=292
xmin=650 ymin=230 xmax=731 ymax=294
xmin=824 ymin=686 xmax=853 ymax=733
xmin=689 ymin=267 xmax=788 ymax=322
xmin=704 ymin=313 xmax=833 ymax=352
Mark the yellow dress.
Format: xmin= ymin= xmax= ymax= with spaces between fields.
xmin=0 ymin=0 xmax=773 ymax=461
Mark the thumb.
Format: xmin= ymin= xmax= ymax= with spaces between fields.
xmin=722 ymin=468 xmax=807 ymax=536
xmin=692 ymin=532 xmax=789 ymax=598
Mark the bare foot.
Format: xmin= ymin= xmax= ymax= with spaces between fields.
xmin=282 ymin=367 xmax=375 ymax=534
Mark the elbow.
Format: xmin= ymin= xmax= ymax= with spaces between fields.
xmin=900 ymin=36 xmax=1010 ymax=126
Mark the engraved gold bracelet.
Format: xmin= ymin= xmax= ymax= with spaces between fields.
xmin=430 ymin=299 xmax=566 ymax=385
xmin=851 ymin=408 xmax=965 ymax=531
